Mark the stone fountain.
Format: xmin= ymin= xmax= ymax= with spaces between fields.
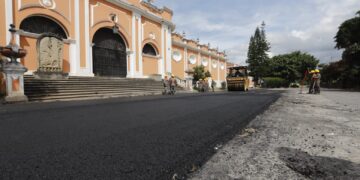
xmin=0 ymin=24 xmax=28 ymax=103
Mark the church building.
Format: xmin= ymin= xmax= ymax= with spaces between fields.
xmin=0 ymin=0 xmax=233 ymax=94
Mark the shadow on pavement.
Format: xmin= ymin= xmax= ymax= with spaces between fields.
xmin=277 ymin=147 xmax=360 ymax=179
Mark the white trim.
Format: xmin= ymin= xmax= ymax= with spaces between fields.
xmin=128 ymin=13 xmax=137 ymax=78
xmin=90 ymin=2 xmax=99 ymax=27
xmin=166 ymin=26 xmax=172 ymax=73
xmin=70 ymin=0 xmax=81 ymax=76
xmin=17 ymin=0 xmax=21 ymax=10
xmin=224 ymin=62 xmax=227 ymax=80
xmin=217 ymin=59 xmax=220 ymax=81
xmin=184 ymin=47 xmax=188 ymax=78
xmin=69 ymin=43 xmax=77 ymax=75
xmin=89 ymin=43 xmax=94 ymax=76
xmin=209 ymin=56 xmax=212 ymax=73
xmin=24 ymin=70 xmax=35 ymax=75
xmin=172 ymin=40 xmax=227 ymax=61
xmin=16 ymin=30 xmax=76 ymax=44
xmin=136 ymin=13 xmax=143 ymax=77
xmin=198 ymin=52 xmax=201 ymax=66
xmin=84 ymin=0 xmax=94 ymax=76
xmin=5 ymin=0 xmax=13 ymax=43
xmin=106 ymin=0 xmax=175 ymax=31
xmin=159 ymin=24 xmax=165 ymax=77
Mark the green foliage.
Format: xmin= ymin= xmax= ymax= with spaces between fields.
xmin=192 ymin=65 xmax=206 ymax=82
xmin=246 ymin=22 xmax=271 ymax=81
xmin=268 ymin=51 xmax=319 ymax=84
xmin=322 ymin=10 xmax=360 ymax=89
xmin=192 ymin=65 xmax=211 ymax=82
xmin=262 ymin=77 xmax=289 ymax=88
xmin=205 ymin=70 xmax=211 ymax=78
xmin=335 ymin=10 xmax=360 ymax=65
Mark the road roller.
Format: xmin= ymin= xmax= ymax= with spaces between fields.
xmin=226 ymin=66 xmax=250 ymax=91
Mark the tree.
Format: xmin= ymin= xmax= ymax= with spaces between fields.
xmin=192 ymin=65 xmax=211 ymax=81
xmin=335 ymin=11 xmax=360 ymax=65
xmin=268 ymin=51 xmax=319 ymax=83
xmin=331 ymin=10 xmax=360 ymax=88
xmin=246 ymin=22 xmax=271 ymax=82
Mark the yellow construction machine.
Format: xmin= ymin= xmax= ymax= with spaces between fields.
xmin=226 ymin=66 xmax=250 ymax=91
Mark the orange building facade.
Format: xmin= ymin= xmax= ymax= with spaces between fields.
xmin=0 ymin=0 xmax=232 ymax=89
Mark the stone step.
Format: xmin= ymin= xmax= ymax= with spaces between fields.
xmin=25 ymin=88 xmax=163 ymax=95
xmin=27 ymin=91 xmax=162 ymax=102
xmin=23 ymin=75 xmax=166 ymax=102
xmin=26 ymin=89 xmax=161 ymax=97
xmin=23 ymin=84 xmax=164 ymax=89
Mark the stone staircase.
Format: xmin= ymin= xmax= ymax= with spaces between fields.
xmin=24 ymin=76 xmax=165 ymax=102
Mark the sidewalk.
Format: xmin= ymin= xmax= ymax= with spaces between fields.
xmin=190 ymin=89 xmax=360 ymax=179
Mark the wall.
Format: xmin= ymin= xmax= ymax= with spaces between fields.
xmin=171 ymin=47 xmax=185 ymax=79
xmin=0 ymin=0 xmax=6 ymax=46
xmin=142 ymin=55 xmax=158 ymax=76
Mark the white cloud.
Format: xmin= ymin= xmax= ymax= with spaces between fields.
xmin=156 ymin=0 xmax=360 ymax=64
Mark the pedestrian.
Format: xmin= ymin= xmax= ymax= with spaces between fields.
xmin=198 ymin=79 xmax=203 ymax=92
xmin=162 ymin=75 xmax=169 ymax=95
xmin=211 ymin=80 xmax=215 ymax=92
xmin=204 ymin=78 xmax=209 ymax=92
xmin=169 ymin=75 xmax=177 ymax=95
xmin=313 ymin=69 xmax=321 ymax=94
xmin=308 ymin=70 xmax=315 ymax=94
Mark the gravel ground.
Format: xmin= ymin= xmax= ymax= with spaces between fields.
xmin=190 ymin=89 xmax=360 ymax=180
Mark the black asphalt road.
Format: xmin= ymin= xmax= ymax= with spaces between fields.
xmin=0 ymin=90 xmax=281 ymax=180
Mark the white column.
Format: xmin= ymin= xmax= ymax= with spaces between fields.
xmin=184 ymin=47 xmax=188 ymax=78
xmin=208 ymin=55 xmax=212 ymax=73
xmin=128 ymin=13 xmax=137 ymax=78
xmin=69 ymin=0 xmax=81 ymax=76
xmin=166 ymin=26 xmax=172 ymax=73
xmin=159 ymin=24 xmax=166 ymax=77
xmin=69 ymin=43 xmax=77 ymax=75
xmin=75 ymin=0 xmax=81 ymax=74
xmin=198 ymin=52 xmax=201 ymax=66
xmin=83 ymin=0 xmax=93 ymax=76
xmin=224 ymin=61 xmax=227 ymax=79
xmin=135 ymin=13 xmax=143 ymax=77
xmin=5 ymin=0 xmax=13 ymax=43
xmin=217 ymin=58 xmax=220 ymax=87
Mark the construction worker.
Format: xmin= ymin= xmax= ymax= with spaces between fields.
xmin=162 ymin=75 xmax=169 ymax=95
xmin=313 ymin=69 xmax=321 ymax=94
xmin=308 ymin=70 xmax=315 ymax=94
xmin=169 ymin=75 xmax=177 ymax=95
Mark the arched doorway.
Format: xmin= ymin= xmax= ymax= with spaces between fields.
xmin=20 ymin=16 xmax=67 ymax=39
xmin=92 ymin=28 xmax=127 ymax=77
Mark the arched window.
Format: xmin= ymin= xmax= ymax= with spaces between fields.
xmin=142 ymin=44 xmax=157 ymax=56
xmin=20 ymin=16 xmax=67 ymax=39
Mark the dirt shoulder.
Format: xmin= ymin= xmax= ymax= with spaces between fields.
xmin=190 ymin=89 xmax=360 ymax=180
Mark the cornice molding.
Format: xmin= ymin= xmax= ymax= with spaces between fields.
xmin=172 ymin=40 xmax=227 ymax=61
xmin=106 ymin=0 xmax=175 ymax=31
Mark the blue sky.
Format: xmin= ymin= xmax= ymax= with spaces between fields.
xmin=154 ymin=0 xmax=360 ymax=65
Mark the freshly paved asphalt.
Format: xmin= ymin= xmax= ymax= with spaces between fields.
xmin=0 ymin=90 xmax=281 ymax=179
